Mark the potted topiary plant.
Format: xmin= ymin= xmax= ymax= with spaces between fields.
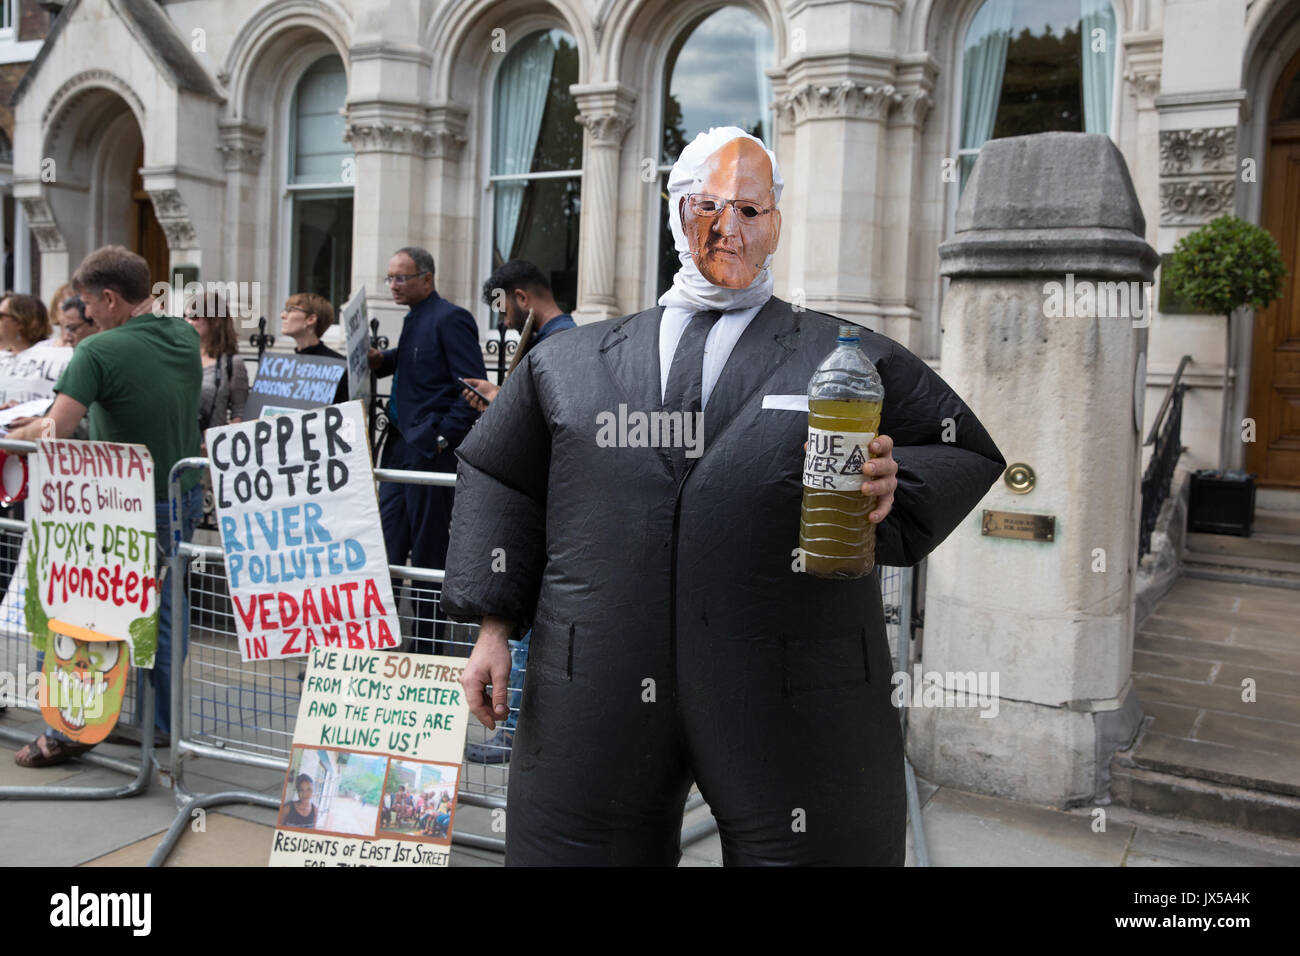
xmin=1162 ymin=214 xmax=1286 ymax=536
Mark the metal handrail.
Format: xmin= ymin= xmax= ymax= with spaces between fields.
xmin=1143 ymin=355 xmax=1193 ymax=447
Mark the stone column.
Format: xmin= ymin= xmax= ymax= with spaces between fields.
xmin=775 ymin=57 xmax=901 ymax=331
xmin=344 ymin=101 xmax=430 ymax=346
xmin=880 ymin=53 xmax=937 ymax=353
xmin=217 ymin=121 xmax=266 ymax=325
xmin=910 ymin=133 xmax=1158 ymax=806
xmin=572 ymin=82 xmax=635 ymax=323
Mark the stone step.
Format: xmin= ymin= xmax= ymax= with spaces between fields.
xmin=1254 ymin=509 xmax=1300 ymax=537
xmin=1257 ymin=488 xmax=1300 ymax=513
xmin=1111 ymin=727 xmax=1300 ymax=839
xmin=1110 ymin=759 xmax=1300 ymax=840
xmin=1182 ymin=554 xmax=1300 ymax=591
xmin=1186 ymin=531 xmax=1300 ymax=564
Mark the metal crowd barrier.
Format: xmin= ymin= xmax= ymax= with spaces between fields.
xmin=0 ymin=437 xmax=158 ymax=801
xmin=0 ymin=435 xmax=926 ymax=862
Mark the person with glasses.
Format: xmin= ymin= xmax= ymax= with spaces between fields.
xmin=57 ymin=296 xmax=98 ymax=349
xmin=280 ymin=292 xmax=348 ymax=406
xmin=365 ymin=246 xmax=487 ymax=656
xmin=460 ymin=260 xmax=576 ymax=765
xmin=0 ymin=292 xmax=71 ymax=407
xmin=441 ymin=129 xmax=1005 ymax=866
xmin=10 ymin=245 xmax=203 ymax=767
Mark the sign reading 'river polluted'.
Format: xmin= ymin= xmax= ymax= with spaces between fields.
xmin=206 ymin=401 xmax=400 ymax=662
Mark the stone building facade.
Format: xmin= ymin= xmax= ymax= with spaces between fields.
xmin=0 ymin=0 xmax=53 ymax=293
xmin=7 ymin=0 xmax=1300 ymax=486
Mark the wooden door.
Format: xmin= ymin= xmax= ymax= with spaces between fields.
xmin=1248 ymin=57 xmax=1300 ymax=487
xmin=130 ymin=145 xmax=170 ymax=286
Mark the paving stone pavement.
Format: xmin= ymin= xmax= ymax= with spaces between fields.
xmin=4 ymin=703 xmax=1298 ymax=867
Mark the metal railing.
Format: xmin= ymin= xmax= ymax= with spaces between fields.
xmin=1139 ymin=355 xmax=1192 ymax=558
xmin=0 ymin=433 xmax=926 ymax=862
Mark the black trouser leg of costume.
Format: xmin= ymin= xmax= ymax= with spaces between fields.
xmin=503 ymin=615 xmax=692 ymax=866
xmin=677 ymin=626 xmax=906 ymax=866
xmin=503 ymin=617 xmax=905 ymax=866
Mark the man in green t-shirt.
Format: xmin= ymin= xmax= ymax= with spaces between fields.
xmin=11 ymin=245 xmax=204 ymax=767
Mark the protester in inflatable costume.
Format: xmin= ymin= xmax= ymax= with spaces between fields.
xmin=443 ymin=128 xmax=1005 ymax=865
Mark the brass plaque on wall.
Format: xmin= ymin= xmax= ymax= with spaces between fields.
xmin=981 ymin=510 xmax=1055 ymax=541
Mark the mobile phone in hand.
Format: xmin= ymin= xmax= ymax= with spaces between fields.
xmin=458 ymin=378 xmax=490 ymax=403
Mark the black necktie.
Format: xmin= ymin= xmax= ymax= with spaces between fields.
xmin=662 ymin=309 xmax=722 ymax=474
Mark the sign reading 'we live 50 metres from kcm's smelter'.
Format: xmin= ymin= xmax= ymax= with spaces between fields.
xmin=205 ymin=401 xmax=401 ymax=663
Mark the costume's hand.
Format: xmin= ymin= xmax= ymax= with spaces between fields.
xmin=462 ymin=616 xmax=513 ymax=731
xmin=460 ymin=378 xmax=498 ymax=413
xmin=861 ymin=434 xmax=897 ymax=523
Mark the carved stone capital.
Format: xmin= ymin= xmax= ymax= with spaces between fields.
xmin=217 ymin=123 xmax=265 ymax=173
xmin=426 ymin=104 xmax=468 ymax=161
xmin=1123 ymin=68 xmax=1161 ymax=109
xmin=572 ymin=83 xmax=637 ymax=149
xmin=343 ymin=122 xmax=428 ymax=155
xmin=892 ymin=88 xmax=935 ymax=129
xmin=148 ymin=188 xmax=198 ymax=249
xmin=776 ymin=80 xmax=906 ymax=125
xmin=1121 ymin=30 xmax=1163 ymax=111
xmin=21 ymin=196 xmax=66 ymax=253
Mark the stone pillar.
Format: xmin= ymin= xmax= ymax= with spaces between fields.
xmin=344 ymin=101 xmax=429 ymax=345
xmin=218 ymin=121 xmax=266 ymax=325
xmin=16 ymin=190 xmax=66 ymax=302
xmin=880 ymin=53 xmax=937 ymax=353
xmin=572 ymin=82 xmax=635 ymax=324
xmin=423 ymin=103 xmax=470 ymax=326
xmin=911 ymin=132 xmax=1158 ymax=806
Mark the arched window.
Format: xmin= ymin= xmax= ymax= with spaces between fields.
xmin=288 ymin=55 xmax=353 ymax=310
xmin=957 ymin=0 xmax=1117 ymax=187
xmin=488 ymin=29 xmax=581 ymax=313
xmin=655 ymin=6 xmax=775 ymax=298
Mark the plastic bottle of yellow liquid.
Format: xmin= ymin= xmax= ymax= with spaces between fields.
xmin=800 ymin=324 xmax=885 ymax=578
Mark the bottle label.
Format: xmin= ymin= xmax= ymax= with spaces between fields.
xmin=803 ymin=427 xmax=875 ymax=491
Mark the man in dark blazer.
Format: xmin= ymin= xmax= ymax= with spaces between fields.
xmin=441 ymin=131 xmax=1005 ymax=865
xmin=368 ymin=246 xmax=486 ymax=654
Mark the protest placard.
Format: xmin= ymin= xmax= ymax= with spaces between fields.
xmin=342 ymin=286 xmax=370 ymax=403
xmin=23 ymin=440 xmax=156 ymax=742
xmin=206 ymin=401 xmax=400 ymax=662
xmin=0 ymin=342 xmax=73 ymax=406
xmin=270 ymin=647 xmax=469 ymax=866
xmin=25 ymin=440 xmax=158 ymax=664
xmin=244 ymin=353 xmax=347 ymax=419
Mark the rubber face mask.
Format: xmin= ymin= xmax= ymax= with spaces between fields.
xmin=680 ymin=137 xmax=781 ymax=290
xmin=40 ymin=634 xmax=129 ymax=744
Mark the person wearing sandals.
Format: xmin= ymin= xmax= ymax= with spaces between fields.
xmin=10 ymin=246 xmax=203 ymax=767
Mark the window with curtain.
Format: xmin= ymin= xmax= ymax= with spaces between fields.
xmin=288 ymin=55 xmax=353 ymax=310
xmin=489 ymin=29 xmax=582 ymax=315
xmin=655 ymin=6 xmax=775 ymax=298
xmin=958 ymin=0 xmax=1117 ymax=188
